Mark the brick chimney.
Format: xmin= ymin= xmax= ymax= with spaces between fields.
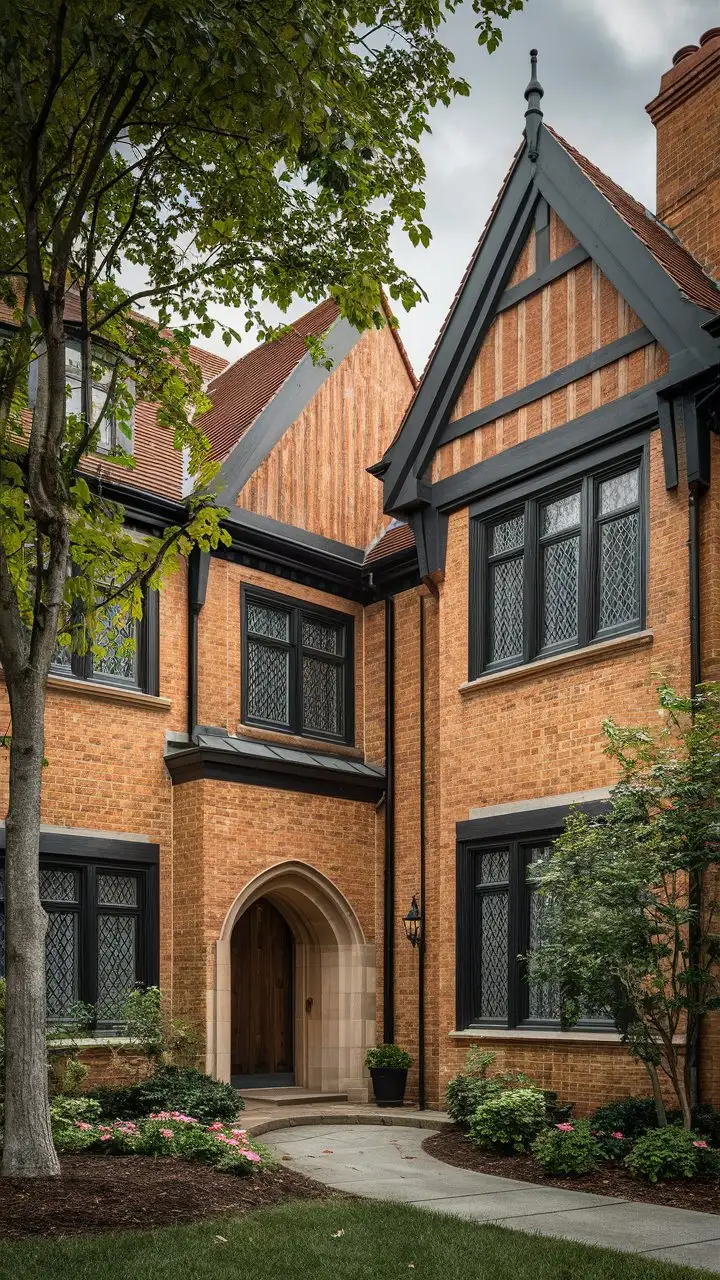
xmin=646 ymin=28 xmax=720 ymax=282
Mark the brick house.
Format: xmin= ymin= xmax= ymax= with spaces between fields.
xmin=2 ymin=31 xmax=720 ymax=1112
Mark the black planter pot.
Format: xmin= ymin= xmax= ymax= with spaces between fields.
xmin=369 ymin=1066 xmax=408 ymax=1106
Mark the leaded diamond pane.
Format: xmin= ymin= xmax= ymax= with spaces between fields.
xmin=526 ymin=845 xmax=560 ymax=1020
xmin=302 ymin=618 xmax=341 ymax=654
xmin=479 ymin=893 xmax=508 ymax=1020
xmin=97 ymin=914 xmax=136 ymax=1020
xmin=247 ymin=640 xmax=290 ymax=724
xmin=97 ymin=873 xmax=137 ymax=907
xmin=490 ymin=555 xmax=524 ymax=663
xmin=46 ymin=911 xmax=78 ymax=1018
xmin=247 ymin=603 xmax=289 ymax=641
xmin=542 ymin=536 xmax=579 ymax=647
xmin=302 ymin=655 xmax=342 ymax=737
xmin=541 ymin=492 xmax=581 ymax=536
xmin=599 ymin=513 xmax=639 ymax=630
xmin=52 ymin=638 xmax=73 ymax=670
xmin=599 ymin=469 xmax=639 ymax=515
xmin=40 ymin=868 xmax=78 ymax=903
xmin=476 ymin=850 xmax=510 ymax=884
xmin=491 ymin=514 xmax=524 ymax=556
xmin=93 ymin=602 xmax=136 ymax=681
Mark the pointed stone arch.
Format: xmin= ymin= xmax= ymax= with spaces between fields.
xmin=208 ymin=861 xmax=375 ymax=1099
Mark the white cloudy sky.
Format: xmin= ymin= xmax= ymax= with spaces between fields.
xmin=201 ymin=0 xmax=719 ymax=375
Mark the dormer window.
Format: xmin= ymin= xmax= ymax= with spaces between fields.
xmin=29 ymin=337 xmax=133 ymax=457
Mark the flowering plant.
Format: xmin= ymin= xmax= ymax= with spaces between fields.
xmin=52 ymin=1109 xmax=268 ymax=1175
xmin=532 ymin=1119 xmax=600 ymax=1176
xmin=626 ymin=1126 xmax=716 ymax=1182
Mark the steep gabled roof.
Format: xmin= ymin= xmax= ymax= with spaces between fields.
xmin=550 ymin=130 xmax=720 ymax=312
xmin=380 ymin=117 xmax=720 ymax=514
xmin=200 ymin=297 xmax=340 ymax=463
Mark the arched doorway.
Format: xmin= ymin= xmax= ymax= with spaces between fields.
xmin=210 ymin=861 xmax=375 ymax=1099
xmin=231 ymin=898 xmax=294 ymax=1087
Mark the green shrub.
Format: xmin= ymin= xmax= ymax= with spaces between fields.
xmin=590 ymin=1096 xmax=658 ymax=1141
xmin=49 ymin=1095 xmax=102 ymax=1153
xmin=119 ymin=987 xmax=198 ymax=1067
xmin=532 ymin=1120 xmax=600 ymax=1175
xmin=469 ymin=1087 xmax=546 ymax=1153
xmin=365 ymin=1045 xmax=412 ymax=1070
xmin=692 ymin=1105 xmax=720 ymax=1147
xmin=625 ymin=1126 xmax=708 ymax=1182
xmin=91 ymin=1066 xmax=242 ymax=1124
xmin=444 ymin=1049 xmax=537 ymax=1129
xmin=52 ymin=1112 xmax=267 ymax=1175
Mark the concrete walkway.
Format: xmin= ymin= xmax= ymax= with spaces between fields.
xmin=265 ymin=1123 xmax=720 ymax=1274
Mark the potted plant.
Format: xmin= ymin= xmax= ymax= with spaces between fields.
xmin=365 ymin=1044 xmax=412 ymax=1106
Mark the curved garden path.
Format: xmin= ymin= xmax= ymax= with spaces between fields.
xmin=265 ymin=1123 xmax=720 ymax=1273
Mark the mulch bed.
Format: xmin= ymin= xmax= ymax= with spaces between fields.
xmin=0 ymin=1154 xmax=345 ymax=1240
xmin=423 ymin=1129 xmax=720 ymax=1215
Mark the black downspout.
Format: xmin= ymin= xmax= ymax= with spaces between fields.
xmin=418 ymin=595 xmax=426 ymax=1110
xmin=187 ymin=549 xmax=210 ymax=740
xmin=687 ymin=484 xmax=703 ymax=1111
xmin=383 ymin=596 xmax=395 ymax=1045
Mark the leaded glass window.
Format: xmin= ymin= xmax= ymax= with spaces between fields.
xmin=243 ymin=588 xmax=353 ymax=743
xmin=49 ymin=583 xmax=157 ymax=694
xmin=487 ymin=513 xmax=524 ymax=666
xmin=472 ymin=455 xmax=644 ymax=677
xmin=0 ymin=856 xmax=155 ymax=1031
xmin=458 ymin=833 xmax=612 ymax=1031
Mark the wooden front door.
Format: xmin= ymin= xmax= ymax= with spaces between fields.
xmin=231 ymin=898 xmax=294 ymax=1079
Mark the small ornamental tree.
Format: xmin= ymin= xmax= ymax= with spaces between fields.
xmin=529 ymin=684 xmax=720 ymax=1130
xmin=0 ymin=0 xmax=525 ymax=1177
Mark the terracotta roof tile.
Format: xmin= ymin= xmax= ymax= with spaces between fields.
xmin=364 ymin=519 xmax=416 ymax=564
xmin=549 ymin=128 xmax=720 ymax=311
xmin=199 ymin=298 xmax=341 ymax=462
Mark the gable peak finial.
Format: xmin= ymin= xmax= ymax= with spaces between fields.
xmin=524 ymin=48 xmax=544 ymax=162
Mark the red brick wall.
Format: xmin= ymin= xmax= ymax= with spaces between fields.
xmin=647 ymin=32 xmax=720 ymax=281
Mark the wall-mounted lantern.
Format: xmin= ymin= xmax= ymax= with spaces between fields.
xmin=402 ymin=895 xmax=422 ymax=948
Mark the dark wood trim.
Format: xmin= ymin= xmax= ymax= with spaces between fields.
xmin=456 ymin=800 xmax=610 ymax=844
xmin=0 ymin=825 xmax=159 ymax=862
xmin=432 ymin=381 xmax=663 ymax=516
xmin=496 ymin=245 xmax=590 ymax=314
xmin=240 ymin=583 xmax=355 ymax=746
xmin=656 ymin=395 xmax=678 ymax=490
xmin=440 ymin=328 xmax=654 ymax=449
xmin=165 ymin=745 xmax=384 ymax=802
xmin=534 ymin=198 xmax=550 ymax=272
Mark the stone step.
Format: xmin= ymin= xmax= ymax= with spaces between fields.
xmin=240 ymin=1087 xmax=349 ymax=1107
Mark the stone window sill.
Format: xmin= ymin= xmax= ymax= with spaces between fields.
xmin=459 ymin=629 xmax=654 ymax=696
xmin=48 ymin=1036 xmax=134 ymax=1049
xmin=235 ymin=722 xmax=363 ymax=760
xmin=450 ymin=1028 xmax=623 ymax=1046
xmin=45 ymin=673 xmax=171 ymax=711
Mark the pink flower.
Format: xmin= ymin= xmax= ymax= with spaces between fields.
xmin=611 ymin=1132 xmax=625 ymax=1140
xmin=555 ymin=1123 xmax=574 ymax=1132
xmin=75 ymin=1121 xmax=92 ymax=1132
xmin=208 ymin=1122 xmax=225 ymax=1132
xmin=100 ymin=1133 xmax=113 ymax=1142
xmin=160 ymin=1129 xmax=174 ymax=1139
xmin=241 ymin=1150 xmax=261 ymax=1163
xmin=231 ymin=1129 xmax=247 ymax=1137
xmin=693 ymin=1140 xmax=709 ymax=1149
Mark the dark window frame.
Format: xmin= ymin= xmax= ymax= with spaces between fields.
xmin=51 ymin=587 xmax=159 ymax=696
xmin=241 ymin=584 xmax=355 ymax=745
xmin=456 ymin=827 xmax=613 ymax=1033
xmin=469 ymin=448 xmax=648 ymax=679
xmin=0 ymin=838 xmax=159 ymax=1032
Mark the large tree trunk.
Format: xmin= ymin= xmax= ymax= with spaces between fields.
xmin=2 ymin=658 xmax=59 ymax=1175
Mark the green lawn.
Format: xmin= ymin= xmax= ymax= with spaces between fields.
xmin=0 ymin=1200 xmax=712 ymax=1280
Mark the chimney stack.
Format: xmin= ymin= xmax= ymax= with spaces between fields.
xmin=646 ymin=28 xmax=720 ymax=282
